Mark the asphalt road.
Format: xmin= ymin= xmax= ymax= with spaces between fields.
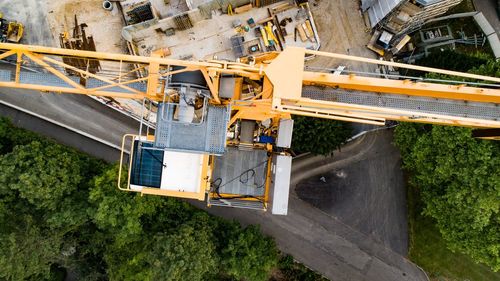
xmin=295 ymin=129 xmax=408 ymax=255
xmin=194 ymin=132 xmax=427 ymax=281
xmin=0 ymin=87 xmax=139 ymax=148
xmin=0 ymin=100 xmax=122 ymax=162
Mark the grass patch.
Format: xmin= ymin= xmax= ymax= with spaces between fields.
xmin=407 ymin=184 xmax=500 ymax=281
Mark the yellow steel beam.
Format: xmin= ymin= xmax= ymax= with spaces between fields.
xmin=200 ymin=68 xmax=220 ymax=104
xmin=0 ymin=50 xmax=16 ymax=60
xmin=146 ymin=52 xmax=161 ymax=98
xmin=305 ymin=49 xmax=500 ymax=84
xmin=14 ymin=51 xmax=21 ymax=83
xmin=24 ymin=52 xmax=85 ymax=90
xmin=302 ymin=72 xmax=500 ymax=103
xmin=0 ymin=42 xmax=221 ymax=68
xmin=112 ymin=64 xmax=146 ymax=81
xmin=0 ymin=43 xmax=263 ymax=79
xmin=282 ymin=106 xmax=386 ymax=125
xmin=282 ymin=98 xmax=500 ymax=128
xmin=282 ymin=104 xmax=386 ymax=122
xmin=91 ymin=76 xmax=149 ymax=92
xmin=42 ymin=56 xmax=145 ymax=95
xmin=0 ymin=81 xmax=146 ymax=99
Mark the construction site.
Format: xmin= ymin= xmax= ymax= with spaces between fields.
xmin=0 ymin=0 xmax=499 ymax=280
xmin=0 ymin=0 xmax=498 ymax=214
xmin=38 ymin=0 xmax=320 ymax=125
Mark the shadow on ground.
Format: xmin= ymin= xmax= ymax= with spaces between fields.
xmin=296 ymin=129 xmax=408 ymax=255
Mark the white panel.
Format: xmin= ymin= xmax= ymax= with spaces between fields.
xmin=487 ymin=34 xmax=500 ymax=59
xmin=474 ymin=13 xmax=496 ymax=36
xmin=161 ymin=151 xmax=204 ymax=192
xmin=277 ymin=119 xmax=294 ymax=148
xmin=271 ymin=155 xmax=292 ymax=215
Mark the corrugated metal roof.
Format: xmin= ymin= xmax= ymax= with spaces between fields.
xmin=361 ymin=0 xmax=377 ymax=11
xmin=367 ymin=0 xmax=405 ymax=27
xmin=416 ymin=0 xmax=443 ymax=6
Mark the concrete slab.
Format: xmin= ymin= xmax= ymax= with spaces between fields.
xmin=126 ymin=2 xmax=319 ymax=60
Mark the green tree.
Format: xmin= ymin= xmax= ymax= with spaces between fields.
xmin=405 ymin=50 xmax=490 ymax=77
xmin=0 ymin=137 xmax=107 ymax=280
xmin=394 ymin=124 xmax=500 ymax=271
xmin=0 ymin=117 xmax=41 ymax=155
xmin=0 ymin=215 xmax=65 ymax=280
xmin=291 ymin=116 xmax=351 ymax=155
xmin=0 ymin=118 xmax=283 ymax=280
xmin=89 ymin=165 xmax=167 ymax=245
xmin=105 ymin=225 xmax=218 ymax=281
xmin=220 ymin=225 xmax=279 ymax=281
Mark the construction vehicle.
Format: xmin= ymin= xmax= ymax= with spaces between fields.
xmin=0 ymin=43 xmax=498 ymax=215
xmin=0 ymin=13 xmax=23 ymax=43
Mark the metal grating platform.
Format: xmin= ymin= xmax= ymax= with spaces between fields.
xmin=0 ymin=70 xmax=146 ymax=94
xmin=19 ymin=71 xmax=79 ymax=87
xmin=154 ymin=102 xmax=230 ymax=154
xmin=212 ymin=147 xmax=268 ymax=196
xmin=0 ymin=69 xmax=11 ymax=82
xmin=208 ymin=197 xmax=266 ymax=210
xmin=86 ymin=78 xmax=147 ymax=93
xmin=302 ymin=86 xmax=500 ymax=121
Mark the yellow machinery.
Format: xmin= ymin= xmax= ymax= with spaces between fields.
xmin=0 ymin=43 xmax=498 ymax=214
xmin=0 ymin=13 xmax=23 ymax=43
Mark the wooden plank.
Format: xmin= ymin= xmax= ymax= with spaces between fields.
xmin=296 ymin=25 xmax=307 ymax=42
xmin=235 ymin=3 xmax=252 ymax=14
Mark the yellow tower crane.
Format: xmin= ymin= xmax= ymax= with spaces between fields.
xmin=0 ymin=43 xmax=498 ymax=214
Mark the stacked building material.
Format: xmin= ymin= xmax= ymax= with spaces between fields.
xmin=174 ymin=13 xmax=193 ymax=30
xmin=59 ymin=16 xmax=100 ymax=77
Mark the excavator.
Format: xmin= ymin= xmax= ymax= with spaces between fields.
xmin=0 ymin=43 xmax=497 ymax=215
xmin=0 ymin=13 xmax=23 ymax=43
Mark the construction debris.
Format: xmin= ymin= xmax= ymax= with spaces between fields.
xmin=120 ymin=1 xmax=320 ymax=60
xmin=59 ymin=16 xmax=100 ymax=76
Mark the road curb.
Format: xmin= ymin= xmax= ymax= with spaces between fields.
xmin=0 ymin=99 xmax=125 ymax=152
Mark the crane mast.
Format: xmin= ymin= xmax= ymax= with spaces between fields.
xmin=0 ymin=43 xmax=498 ymax=214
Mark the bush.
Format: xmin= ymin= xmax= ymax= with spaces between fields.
xmin=292 ymin=116 xmax=351 ymax=155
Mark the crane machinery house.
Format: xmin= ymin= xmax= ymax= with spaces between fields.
xmin=0 ymin=44 xmax=498 ymax=216
xmin=122 ymin=66 xmax=294 ymax=215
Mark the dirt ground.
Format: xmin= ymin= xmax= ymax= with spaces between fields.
xmin=306 ymin=0 xmax=377 ymax=72
xmin=45 ymin=0 xmax=126 ymax=55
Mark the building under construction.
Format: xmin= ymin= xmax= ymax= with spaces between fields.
xmin=363 ymin=0 xmax=462 ymax=38
xmin=120 ymin=0 xmax=319 ymax=60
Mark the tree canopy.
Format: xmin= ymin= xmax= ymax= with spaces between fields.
xmin=394 ymin=124 xmax=500 ymax=271
xmin=0 ymin=117 xmax=280 ymax=280
xmin=291 ymin=116 xmax=352 ymax=155
xmin=395 ymin=50 xmax=500 ymax=271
